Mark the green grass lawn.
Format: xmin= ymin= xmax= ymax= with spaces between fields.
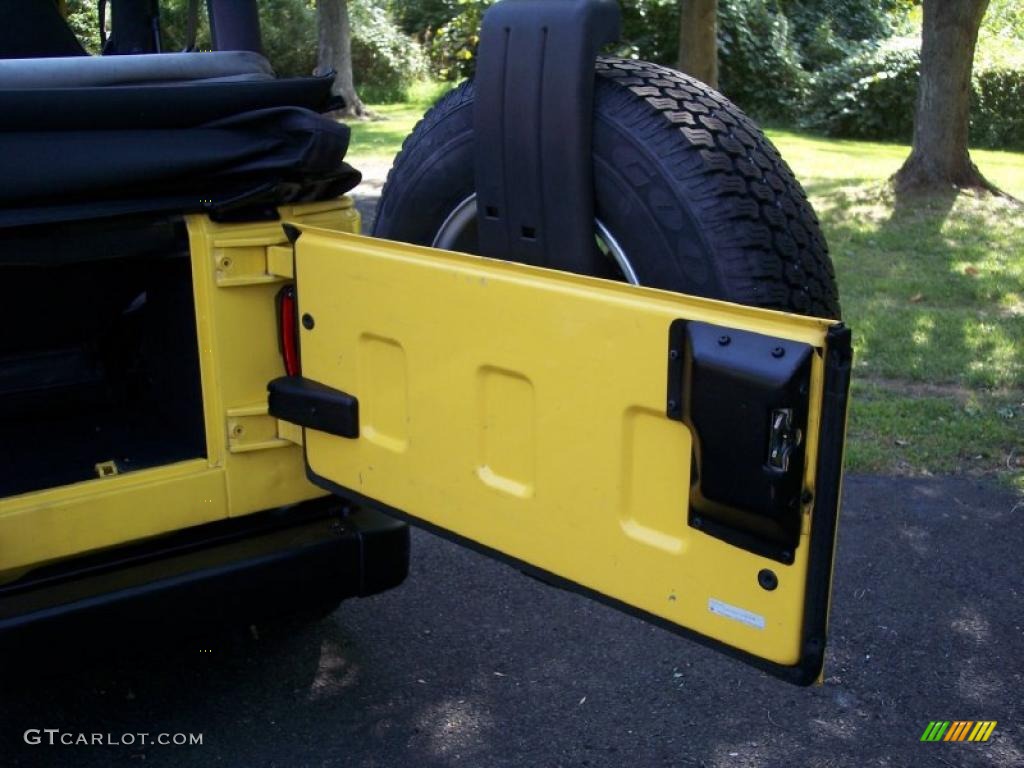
xmin=347 ymin=105 xmax=1024 ymax=489
xmin=345 ymin=83 xmax=454 ymax=165
xmin=345 ymin=103 xmax=426 ymax=165
xmin=770 ymin=131 xmax=1023 ymax=489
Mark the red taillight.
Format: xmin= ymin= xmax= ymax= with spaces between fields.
xmin=277 ymin=285 xmax=301 ymax=376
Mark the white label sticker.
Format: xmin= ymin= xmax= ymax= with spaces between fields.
xmin=708 ymin=598 xmax=765 ymax=630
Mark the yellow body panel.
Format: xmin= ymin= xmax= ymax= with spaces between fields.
xmin=186 ymin=200 xmax=358 ymax=517
xmin=0 ymin=200 xmax=359 ymax=583
xmin=293 ymin=228 xmax=842 ymax=668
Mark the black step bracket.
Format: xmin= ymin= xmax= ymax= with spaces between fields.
xmin=473 ymin=0 xmax=620 ymax=272
xmin=268 ymin=376 xmax=359 ymax=439
xmin=667 ymin=320 xmax=814 ymax=564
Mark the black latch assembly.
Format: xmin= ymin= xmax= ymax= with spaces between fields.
xmin=667 ymin=320 xmax=814 ymax=564
xmin=767 ymin=408 xmax=800 ymax=473
xmin=268 ymin=376 xmax=359 ymax=439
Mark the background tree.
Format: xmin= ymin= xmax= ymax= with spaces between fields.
xmin=317 ymin=0 xmax=366 ymax=118
xmin=678 ymin=0 xmax=718 ymax=88
xmin=893 ymin=0 xmax=997 ymax=195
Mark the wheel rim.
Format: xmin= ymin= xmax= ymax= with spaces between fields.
xmin=431 ymin=195 xmax=640 ymax=286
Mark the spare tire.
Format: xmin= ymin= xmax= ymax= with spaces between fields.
xmin=373 ymin=57 xmax=840 ymax=319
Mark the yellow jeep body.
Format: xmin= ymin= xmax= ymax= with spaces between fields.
xmin=0 ymin=200 xmax=410 ymax=652
xmin=1 ymin=201 xmax=357 ymax=584
xmin=1 ymin=3 xmax=849 ymax=686
xmin=0 ymin=196 xmax=849 ymax=685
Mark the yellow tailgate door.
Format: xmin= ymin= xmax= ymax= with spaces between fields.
xmin=272 ymin=226 xmax=851 ymax=685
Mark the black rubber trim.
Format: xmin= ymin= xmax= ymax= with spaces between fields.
xmin=0 ymin=500 xmax=409 ymax=644
xmin=303 ymin=323 xmax=850 ymax=686
xmin=473 ymin=0 xmax=620 ymax=271
xmin=268 ymin=375 xmax=359 ymax=439
xmin=283 ymin=223 xmax=302 ymax=244
xmin=666 ymin=319 xmax=686 ymax=420
xmin=788 ymin=322 xmax=852 ymax=683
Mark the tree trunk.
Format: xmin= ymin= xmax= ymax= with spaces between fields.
xmin=678 ymin=0 xmax=718 ymax=90
xmin=893 ymin=0 xmax=996 ymax=195
xmin=316 ymin=0 xmax=365 ymax=119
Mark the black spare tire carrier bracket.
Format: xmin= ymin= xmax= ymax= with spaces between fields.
xmin=473 ymin=0 xmax=621 ymax=272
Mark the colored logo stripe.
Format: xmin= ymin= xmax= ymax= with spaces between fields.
xmin=920 ymin=721 xmax=997 ymax=742
xmin=945 ymin=721 xmax=972 ymax=741
xmin=971 ymin=722 xmax=998 ymax=742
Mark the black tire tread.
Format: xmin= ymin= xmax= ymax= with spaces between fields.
xmin=376 ymin=83 xmax=476 ymax=225
xmin=594 ymin=56 xmax=839 ymax=317
xmin=375 ymin=57 xmax=840 ymax=319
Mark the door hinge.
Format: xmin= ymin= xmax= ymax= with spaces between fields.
xmin=215 ymin=244 xmax=294 ymax=287
xmin=226 ymin=403 xmax=303 ymax=453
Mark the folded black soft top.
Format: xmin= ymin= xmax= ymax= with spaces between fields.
xmin=0 ymin=50 xmax=276 ymax=88
xmin=0 ymin=74 xmax=340 ymax=131
xmin=0 ymin=52 xmax=359 ymax=229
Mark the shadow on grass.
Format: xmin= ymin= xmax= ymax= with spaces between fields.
xmin=799 ymin=177 xmax=877 ymax=199
xmin=885 ymin=184 xmax=959 ymax=228
xmin=812 ymin=181 xmax=1023 ymax=479
xmin=814 ymin=181 xmax=1023 ymax=389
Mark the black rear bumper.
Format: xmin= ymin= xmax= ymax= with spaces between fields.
xmin=0 ymin=498 xmax=408 ymax=648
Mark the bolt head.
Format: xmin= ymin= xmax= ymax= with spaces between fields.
xmin=758 ymin=569 xmax=779 ymax=591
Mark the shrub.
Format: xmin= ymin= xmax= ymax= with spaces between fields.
xmin=983 ymin=0 xmax=1024 ymax=40
xmin=65 ymin=0 xmax=102 ymax=53
xmin=972 ymin=67 xmax=1024 ymax=151
xmin=718 ymin=0 xmax=809 ymax=121
xmin=779 ymin=0 xmax=913 ymax=64
xmin=803 ymin=36 xmax=1024 ymax=151
xmin=251 ymin=0 xmax=428 ymax=99
xmin=257 ymin=0 xmax=318 ymax=77
xmin=801 ymin=38 xmax=919 ymax=141
xmin=427 ymin=0 xmax=687 ymax=78
xmin=350 ymin=0 xmax=428 ymax=101
xmin=616 ymin=0 xmax=679 ymax=65
xmin=428 ymin=0 xmax=489 ymax=81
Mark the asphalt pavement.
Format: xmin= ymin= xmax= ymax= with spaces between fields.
xmin=1 ymin=473 xmax=1021 ymax=768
